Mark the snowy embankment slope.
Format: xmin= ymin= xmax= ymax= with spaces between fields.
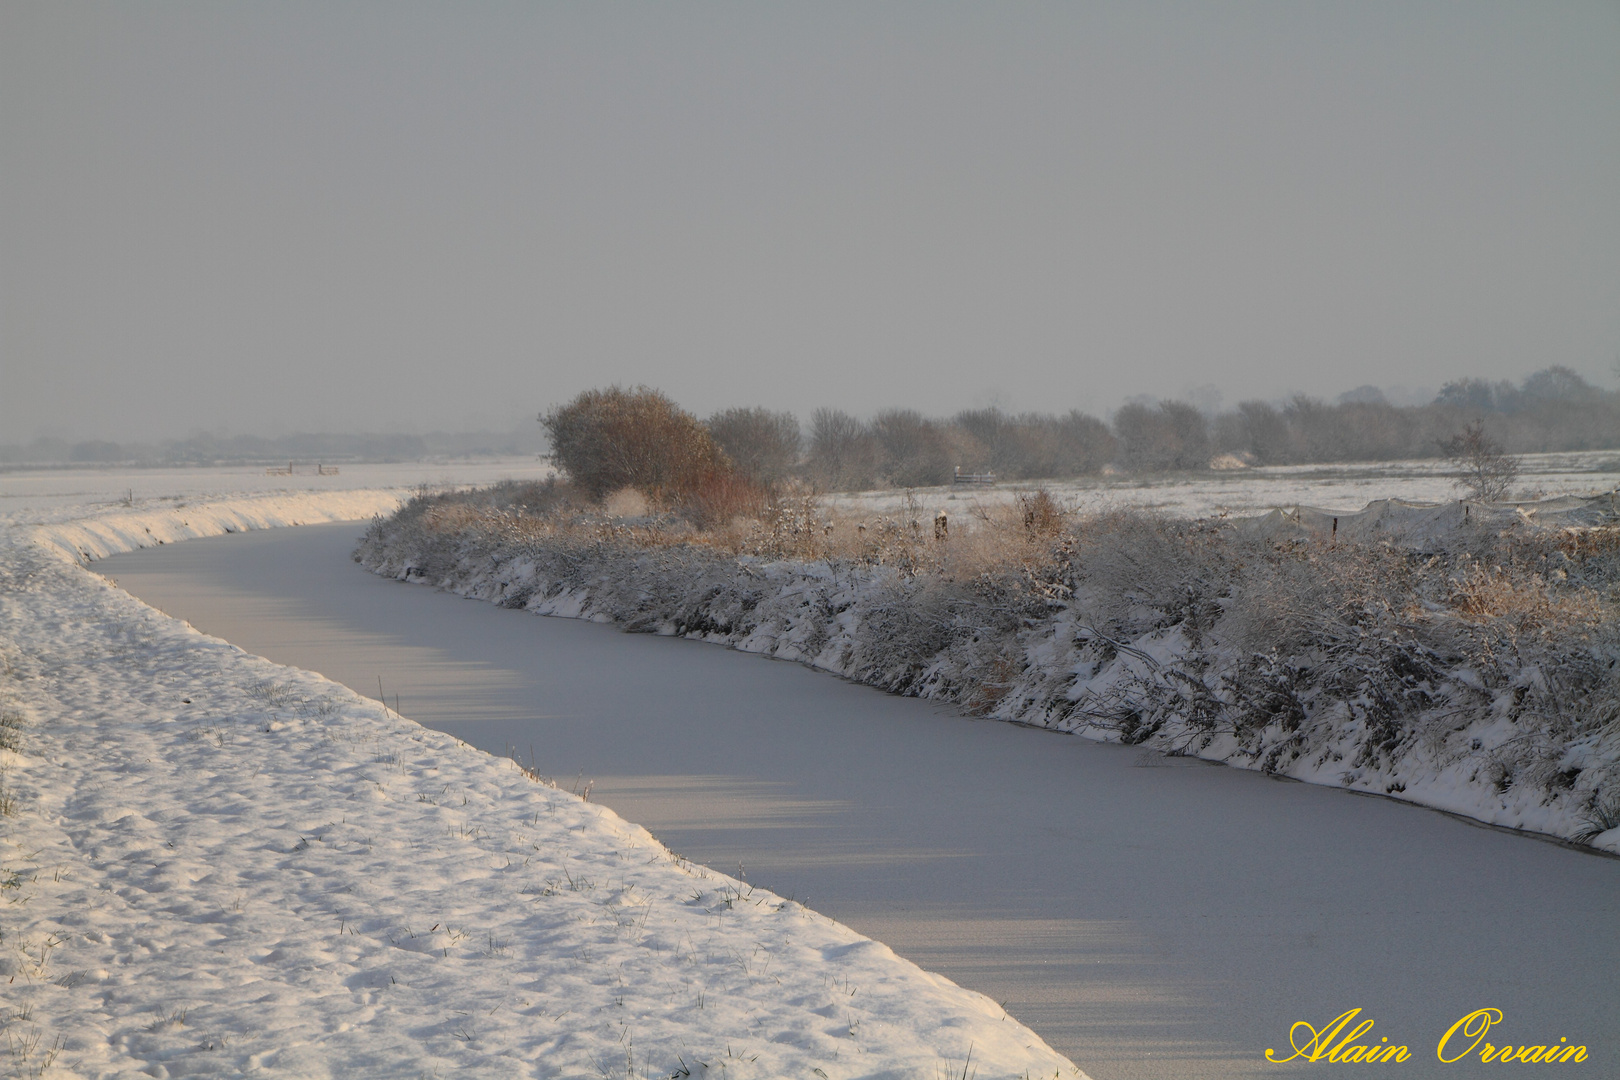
xmin=0 ymin=491 xmax=1081 ymax=1079
xmin=356 ymin=495 xmax=1620 ymax=856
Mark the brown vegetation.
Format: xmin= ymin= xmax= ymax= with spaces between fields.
xmin=538 ymin=386 xmax=785 ymax=527
xmin=540 ymin=386 xmax=732 ymax=503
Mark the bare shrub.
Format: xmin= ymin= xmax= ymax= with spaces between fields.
xmin=1219 ymin=540 xmax=1413 ymax=655
xmin=1222 ymin=400 xmax=1293 ymax=464
xmin=0 ymin=708 xmax=22 ymax=753
xmin=870 ymin=410 xmax=952 ymax=488
xmin=1439 ymin=420 xmax=1520 ymax=502
xmin=806 ymin=408 xmax=877 ymax=490
xmin=1112 ymin=401 xmax=1210 ymax=471
xmin=681 ymin=469 xmax=771 ymax=531
xmin=1017 ymin=489 xmax=1065 ymax=538
xmin=1052 ymin=411 xmax=1118 ymax=475
xmin=952 ymin=409 xmax=1115 ymax=479
xmin=1445 ymin=560 xmax=1605 ymax=632
xmin=845 ymin=496 xmax=934 ymax=576
xmin=1072 ymin=512 xmax=1233 ymax=639
xmin=746 ymin=489 xmax=832 ymax=562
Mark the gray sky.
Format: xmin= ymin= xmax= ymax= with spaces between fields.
xmin=4 ymin=1 xmax=1618 ymax=441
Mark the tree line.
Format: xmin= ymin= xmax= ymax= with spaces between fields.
xmin=540 ymin=367 xmax=1614 ymax=501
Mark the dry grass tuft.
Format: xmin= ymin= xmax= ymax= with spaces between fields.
xmin=1446 ymin=560 xmax=1606 ymax=632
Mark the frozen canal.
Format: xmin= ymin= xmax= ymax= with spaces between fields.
xmin=104 ymin=522 xmax=1619 ymax=1080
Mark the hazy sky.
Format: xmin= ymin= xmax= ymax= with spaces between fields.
xmin=4 ymin=2 xmax=1618 ymax=441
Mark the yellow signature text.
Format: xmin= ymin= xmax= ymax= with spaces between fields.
xmin=1436 ymin=1009 xmax=1587 ymax=1064
xmin=1266 ymin=1008 xmax=1589 ymax=1065
xmin=1266 ymin=1009 xmax=1410 ymax=1063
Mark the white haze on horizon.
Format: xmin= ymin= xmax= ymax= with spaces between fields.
xmin=3 ymin=1 xmax=1617 ymax=443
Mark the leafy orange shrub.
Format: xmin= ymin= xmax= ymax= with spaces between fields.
xmin=541 ymin=387 xmax=733 ymax=503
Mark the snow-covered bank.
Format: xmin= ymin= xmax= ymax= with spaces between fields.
xmin=0 ymin=496 xmax=1081 ymax=1078
xmin=25 ymin=488 xmax=407 ymax=563
xmin=357 ymin=492 xmax=1620 ymax=856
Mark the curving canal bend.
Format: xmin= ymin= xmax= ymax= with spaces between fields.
xmin=102 ymin=522 xmax=1619 ymax=1080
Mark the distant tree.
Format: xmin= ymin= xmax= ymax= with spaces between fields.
xmin=945 ymin=408 xmax=1114 ymax=478
xmin=1435 ymin=378 xmax=1517 ymax=413
xmin=706 ymin=407 xmax=800 ymax=487
xmin=540 ymin=386 xmax=731 ymax=502
xmin=1114 ymin=400 xmax=1209 ymax=471
xmin=1336 ymin=385 xmax=1390 ymax=406
xmin=1518 ymin=365 xmax=1595 ymax=405
xmin=1111 ymin=402 xmax=1160 ymax=470
xmin=1231 ymin=400 xmax=1292 ymax=464
xmin=1001 ymin=416 xmax=1059 ymax=478
xmin=1333 ymin=400 xmax=1418 ymax=462
xmin=1283 ymin=395 xmax=1346 ymax=461
xmin=870 ymin=409 xmax=952 ymax=487
xmin=952 ymin=408 xmax=1012 ymax=471
xmin=1157 ymin=401 xmax=1210 ymax=468
xmin=69 ymin=440 xmax=125 ymax=463
xmin=1439 ymin=420 xmax=1520 ymax=502
xmin=1051 ymin=411 xmax=1117 ymax=475
xmin=806 ymin=408 xmax=877 ymax=490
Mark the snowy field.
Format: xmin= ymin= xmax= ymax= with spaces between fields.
xmin=824 ymin=449 xmax=1620 ymax=520
xmin=0 ymin=457 xmax=556 ymax=525
xmin=8 ymin=447 xmax=1616 ymax=531
xmin=0 ymin=467 xmax=1080 ymax=1079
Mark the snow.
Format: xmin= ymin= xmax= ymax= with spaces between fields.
xmin=824 ymin=449 xmax=1620 ymax=520
xmin=0 ymin=458 xmax=556 ymax=519
xmin=0 ymin=476 xmax=1082 ymax=1078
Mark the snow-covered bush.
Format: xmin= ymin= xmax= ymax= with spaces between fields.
xmin=358 ymin=486 xmax=1620 ymax=849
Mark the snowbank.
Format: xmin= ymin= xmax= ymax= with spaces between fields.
xmin=0 ymin=494 xmax=1082 ymax=1078
xmin=22 ymin=488 xmax=407 ymax=563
